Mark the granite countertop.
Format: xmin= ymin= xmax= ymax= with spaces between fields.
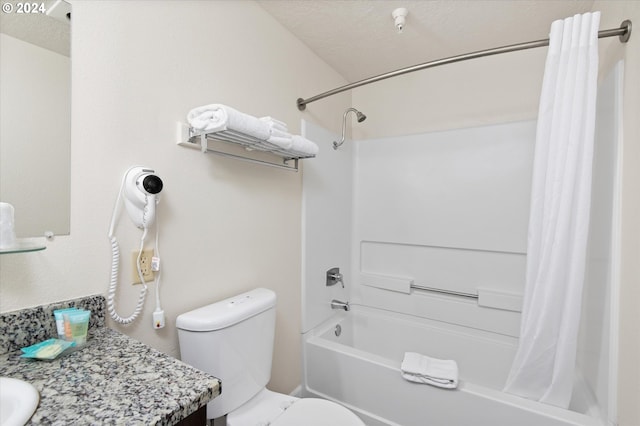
xmin=0 ymin=297 xmax=220 ymax=425
xmin=0 ymin=327 xmax=220 ymax=425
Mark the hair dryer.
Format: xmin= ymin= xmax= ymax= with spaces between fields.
xmin=107 ymin=165 xmax=164 ymax=326
xmin=123 ymin=167 xmax=163 ymax=229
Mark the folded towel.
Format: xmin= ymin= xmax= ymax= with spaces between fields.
xmin=264 ymin=125 xmax=293 ymax=149
xmin=400 ymin=352 xmax=458 ymax=389
xmin=288 ymin=135 xmax=319 ymax=157
xmin=260 ymin=116 xmax=288 ymax=133
xmin=187 ymin=104 xmax=271 ymax=141
xmin=269 ymin=127 xmax=291 ymax=139
xmin=267 ymin=135 xmax=293 ymax=150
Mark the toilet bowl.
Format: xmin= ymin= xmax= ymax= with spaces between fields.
xmin=176 ymin=288 xmax=364 ymax=426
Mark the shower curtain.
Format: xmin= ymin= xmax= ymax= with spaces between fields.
xmin=503 ymin=12 xmax=600 ymax=408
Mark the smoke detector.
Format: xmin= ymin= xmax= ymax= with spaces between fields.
xmin=392 ymin=7 xmax=408 ymax=34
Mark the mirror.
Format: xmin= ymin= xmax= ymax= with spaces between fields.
xmin=0 ymin=0 xmax=71 ymax=237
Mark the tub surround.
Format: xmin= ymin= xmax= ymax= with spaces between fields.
xmin=0 ymin=295 xmax=221 ymax=425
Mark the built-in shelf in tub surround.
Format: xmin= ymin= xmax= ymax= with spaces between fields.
xmin=0 ymin=295 xmax=221 ymax=425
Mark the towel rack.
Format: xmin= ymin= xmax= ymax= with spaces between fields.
xmin=176 ymin=122 xmax=315 ymax=172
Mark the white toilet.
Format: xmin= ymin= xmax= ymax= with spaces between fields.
xmin=176 ymin=287 xmax=365 ymax=426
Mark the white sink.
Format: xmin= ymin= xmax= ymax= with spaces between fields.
xmin=0 ymin=377 xmax=39 ymax=426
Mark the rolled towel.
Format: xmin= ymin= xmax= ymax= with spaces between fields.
xmin=187 ymin=104 xmax=271 ymax=141
xmin=400 ymin=352 xmax=458 ymax=389
xmin=289 ymin=135 xmax=319 ymax=157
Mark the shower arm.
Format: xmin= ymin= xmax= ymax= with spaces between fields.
xmin=334 ymin=108 xmax=363 ymax=150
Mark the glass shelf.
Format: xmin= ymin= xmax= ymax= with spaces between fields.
xmin=0 ymin=241 xmax=46 ymax=254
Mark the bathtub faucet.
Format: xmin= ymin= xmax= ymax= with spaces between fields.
xmin=331 ymin=299 xmax=350 ymax=311
xmin=326 ymin=267 xmax=344 ymax=288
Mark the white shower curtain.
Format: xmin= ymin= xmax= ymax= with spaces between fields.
xmin=503 ymin=12 xmax=600 ymax=408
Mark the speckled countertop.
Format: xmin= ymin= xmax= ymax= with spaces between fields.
xmin=0 ymin=295 xmax=220 ymax=425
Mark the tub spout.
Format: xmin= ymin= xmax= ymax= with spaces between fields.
xmin=331 ymin=299 xmax=350 ymax=311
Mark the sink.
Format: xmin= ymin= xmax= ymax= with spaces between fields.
xmin=0 ymin=377 xmax=39 ymax=426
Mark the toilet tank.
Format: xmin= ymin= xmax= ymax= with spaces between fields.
xmin=176 ymin=288 xmax=277 ymax=419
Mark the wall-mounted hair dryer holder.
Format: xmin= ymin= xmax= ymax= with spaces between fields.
xmin=107 ymin=165 xmax=164 ymax=327
xmin=123 ymin=166 xmax=163 ymax=229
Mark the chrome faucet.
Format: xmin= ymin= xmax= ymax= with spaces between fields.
xmin=326 ymin=267 xmax=344 ymax=288
xmin=331 ymin=299 xmax=350 ymax=311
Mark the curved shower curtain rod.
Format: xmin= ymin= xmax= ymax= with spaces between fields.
xmin=296 ymin=20 xmax=632 ymax=111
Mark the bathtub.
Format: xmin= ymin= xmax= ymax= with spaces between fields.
xmin=302 ymin=306 xmax=605 ymax=426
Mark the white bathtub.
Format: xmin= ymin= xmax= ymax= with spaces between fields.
xmin=302 ymin=306 xmax=605 ymax=426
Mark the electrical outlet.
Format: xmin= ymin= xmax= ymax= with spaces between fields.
xmin=132 ymin=250 xmax=154 ymax=284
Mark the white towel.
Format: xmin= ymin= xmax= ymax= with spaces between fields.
xmin=260 ymin=116 xmax=288 ymax=133
xmin=187 ymin=104 xmax=271 ymax=141
xmin=288 ymin=135 xmax=319 ymax=157
xmin=261 ymin=116 xmax=292 ymax=149
xmin=400 ymin=352 xmax=458 ymax=389
xmin=267 ymin=127 xmax=293 ymax=150
xmin=187 ymin=106 xmax=316 ymax=157
xmin=267 ymin=135 xmax=293 ymax=150
xmin=269 ymin=127 xmax=291 ymax=139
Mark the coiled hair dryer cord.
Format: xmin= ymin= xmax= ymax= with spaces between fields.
xmin=106 ymin=169 xmax=149 ymax=325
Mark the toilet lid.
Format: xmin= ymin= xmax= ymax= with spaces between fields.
xmin=271 ymin=398 xmax=364 ymax=426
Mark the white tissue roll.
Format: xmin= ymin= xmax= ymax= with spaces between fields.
xmin=0 ymin=202 xmax=17 ymax=249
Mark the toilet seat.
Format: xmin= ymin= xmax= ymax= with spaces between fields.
xmin=227 ymin=390 xmax=365 ymax=426
xmin=271 ymin=398 xmax=365 ymax=426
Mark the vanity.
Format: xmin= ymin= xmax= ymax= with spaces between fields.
xmin=0 ymin=295 xmax=220 ymax=425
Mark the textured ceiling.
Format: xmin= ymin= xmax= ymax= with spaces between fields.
xmin=0 ymin=0 xmax=70 ymax=57
xmin=257 ymin=0 xmax=596 ymax=83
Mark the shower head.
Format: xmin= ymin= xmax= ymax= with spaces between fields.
xmin=334 ymin=108 xmax=367 ymax=150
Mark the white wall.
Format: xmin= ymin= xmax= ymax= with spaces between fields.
xmin=0 ymin=33 xmax=70 ymax=237
xmin=301 ymin=120 xmax=353 ymax=333
xmin=352 ymin=48 xmax=547 ymax=140
xmin=0 ymin=0 xmax=349 ymax=394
